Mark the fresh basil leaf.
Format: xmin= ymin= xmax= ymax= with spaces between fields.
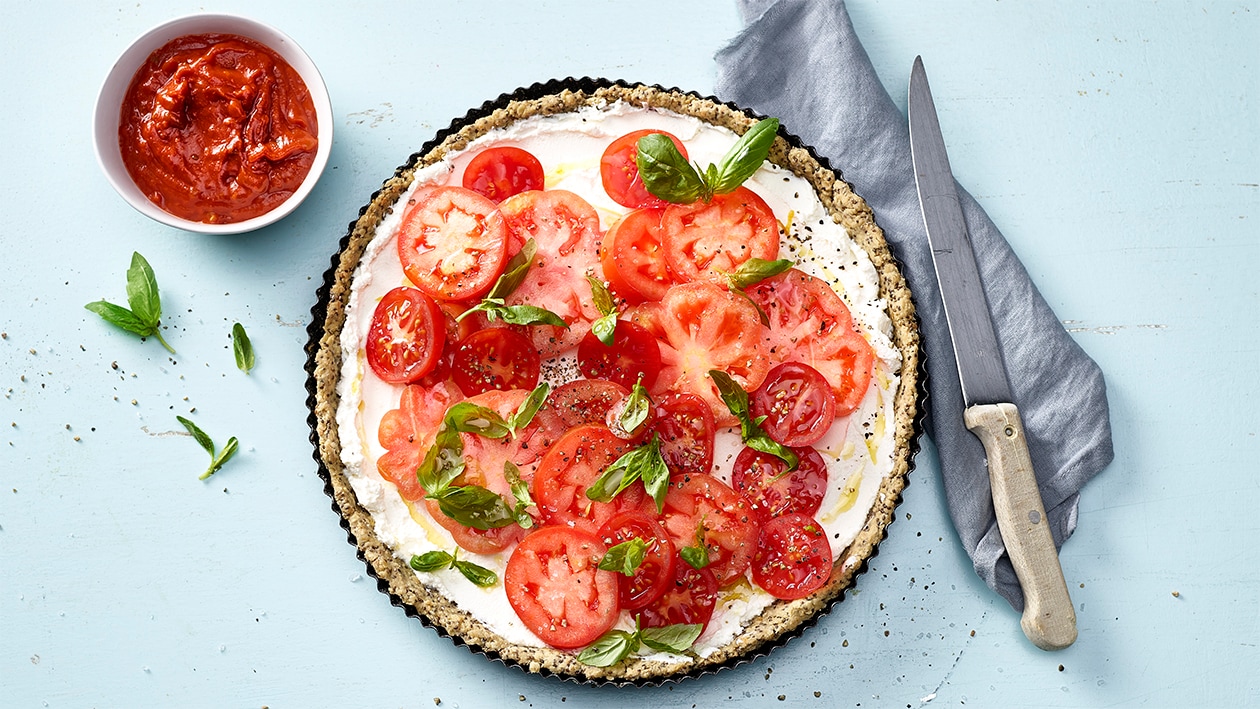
xmin=637 ymin=435 xmax=670 ymax=513
xmin=599 ymin=538 xmax=648 ymax=576
xmin=432 ymin=484 xmax=516 ymax=530
xmin=489 ymin=239 xmax=538 ymax=299
xmin=587 ymin=276 xmax=616 ymax=317
xmin=453 ymin=559 xmax=499 ymax=587
xmin=416 ymin=426 xmax=465 ymax=495
xmin=711 ymin=118 xmax=779 ymax=195
xmin=444 ymin=402 xmax=511 ymax=439
xmin=680 ymin=544 xmax=710 ymax=570
xmin=409 ymin=550 xmax=455 ymax=573
xmin=577 ymin=629 xmax=639 ymax=667
xmin=726 ymin=257 xmax=794 ymax=291
xmin=84 ymin=301 xmax=150 ymax=336
xmin=618 ymin=381 xmax=651 ymax=436
xmin=232 ymin=322 xmax=255 ymax=374
xmin=637 ymin=133 xmax=707 ymax=204
xmin=640 ymin=623 xmax=703 ymax=655
xmin=746 ymin=433 xmax=799 ymax=470
xmin=591 ymin=312 xmax=618 ymax=347
xmin=125 ymin=252 xmax=161 ymax=328
xmin=503 ymin=461 xmax=535 ymax=529
xmin=708 ymin=369 xmax=797 ymax=470
xmin=509 ymin=383 xmax=549 ymax=433
xmin=486 ymin=303 xmax=569 ymax=328
xmin=201 ymin=436 xmax=239 ymax=480
xmin=176 ymin=415 xmax=215 ymax=456
xmin=586 ymin=435 xmax=668 ymax=508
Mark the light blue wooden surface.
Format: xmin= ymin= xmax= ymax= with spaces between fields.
xmin=2 ymin=1 xmax=1257 ymax=706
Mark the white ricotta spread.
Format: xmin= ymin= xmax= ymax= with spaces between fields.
xmin=334 ymin=102 xmax=902 ymax=660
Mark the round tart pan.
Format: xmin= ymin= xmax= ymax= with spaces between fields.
xmin=304 ymin=77 xmax=924 ymax=686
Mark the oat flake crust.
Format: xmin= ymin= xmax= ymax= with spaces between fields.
xmin=304 ymin=79 xmax=922 ymax=685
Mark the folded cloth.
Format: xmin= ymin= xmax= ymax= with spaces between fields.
xmin=715 ymin=0 xmax=1114 ymax=611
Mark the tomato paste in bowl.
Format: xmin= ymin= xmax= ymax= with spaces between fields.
xmin=95 ymin=14 xmax=332 ymax=234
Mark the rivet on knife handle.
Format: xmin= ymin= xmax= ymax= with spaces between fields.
xmin=965 ymin=403 xmax=1078 ymax=650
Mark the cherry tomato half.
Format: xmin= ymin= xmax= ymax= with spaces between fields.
xmin=577 ymin=319 xmax=662 ymax=390
xmin=397 ymin=186 xmax=509 ymax=301
xmin=750 ymin=361 xmax=837 ymax=447
xmin=461 ymin=146 xmax=544 ymax=202
xmin=505 ymin=526 xmax=621 ymax=648
xmin=365 ymin=286 xmax=446 ymax=385
xmin=600 ymin=130 xmax=688 ymax=209
xmin=598 ymin=510 xmax=676 ymax=611
xmin=751 ymin=512 xmax=833 ymax=600
xmin=650 ymin=393 xmax=715 ymax=477
xmin=600 ymin=207 xmax=673 ymax=303
xmin=543 ymin=379 xmax=629 ymax=430
xmin=638 ymin=554 xmax=719 ymax=631
xmin=450 ymin=327 xmax=541 ymax=396
xmin=731 ymin=445 xmax=829 ymax=521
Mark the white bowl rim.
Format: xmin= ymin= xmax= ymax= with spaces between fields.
xmin=93 ymin=13 xmax=333 ymax=235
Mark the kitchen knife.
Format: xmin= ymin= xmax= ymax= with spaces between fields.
xmin=908 ymin=56 xmax=1077 ymax=650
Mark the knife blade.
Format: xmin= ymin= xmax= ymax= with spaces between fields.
xmin=908 ymin=56 xmax=1077 ymax=650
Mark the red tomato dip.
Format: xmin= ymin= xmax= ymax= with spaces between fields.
xmin=118 ymin=33 xmax=319 ymax=224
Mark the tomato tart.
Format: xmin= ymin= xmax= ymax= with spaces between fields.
xmin=306 ymin=79 xmax=921 ymax=684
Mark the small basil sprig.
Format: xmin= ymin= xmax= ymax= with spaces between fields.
xmin=637 ymin=118 xmax=780 ymax=205
xmin=232 ymin=322 xmax=255 ymax=374
xmin=598 ymin=538 xmax=648 ymax=576
xmin=410 ymin=549 xmax=498 ymax=588
xmin=577 ymin=616 xmax=703 ymax=667
xmin=586 ymin=433 xmax=670 ymax=513
xmin=587 ymin=276 xmax=619 ymax=346
xmin=503 ymin=461 xmax=535 ymax=529
xmin=708 ymin=370 xmax=798 ymax=471
xmin=724 ymin=258 xmax=794 ymax=291
xmin=679 ymin=515 xmax=711 ymax=570
xmin=176 ymin=416 xmax=239 ymax=480
xmin=617 ymin=379 xmax=652 ymax=435
xmin=84 ymin=252 xmax=175 ymax=353
xmin=459 ymin=239 xmax=568 ymax=327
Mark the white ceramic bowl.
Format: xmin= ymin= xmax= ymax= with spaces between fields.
xmin=93 ymin=14 xmax=333 ymax=234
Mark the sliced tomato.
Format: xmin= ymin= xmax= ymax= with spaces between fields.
xmin=498 ymin=189 xmax=604 ymax=356
xmin=751 ymin=512 xmax=833 ymax=600
xmin=749 ymin=361 xmax=836 ymax=446
xmin=449 ymin=327 xmax=540 ymax=396
xmin=630 ymin=281 xmax=770 ymax=427
xmin=600 ymin=207 xmax=673 ymax=303
xmin=397 ymin=186 xmax=509 ymax=301
xmin=576 ymin=319 xmax=662 ymax=390
xmin=731 ymin=445 xmax=829 ymax=521
xmin=505 ymin=525 xmax=621 ymax=648
xmin=745 ymin=269 xmax=875 ymax=416
xmin=597 ymin=510 xmax=676 ymax=611
xmin=365 ymin=286 xmax=446 ymax=384
xmin=376 ymin=381 xmax=464 ymax=501
xmin=461 ymin=146 xmax=544 ymax=202
xmin=533 ymin=424 xmax=643 ymax=534
xmin=600 ymin=129 xmax=688 ymax=209
xmin=650 ymin=392 xmax=715 ymax=477
xmin=660 ymin=186 xmax=779 ymax=283
xmin=542 ymin=379 xmax=629 ymax=430
xmin=638 ymin=554 xmax=719 ymax=631
xmin=658 ymin=473 xmax=759 ymax=586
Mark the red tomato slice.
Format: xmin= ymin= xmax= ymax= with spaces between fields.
xmin=542 ymin=379 xmax=629 ymax=430
xmin=597 ymin=510 xmax=676 ymax=611
xmin=376 ymin=381 xmax=464 ymax=501
xmin=751 ymin=512 xmax=833 ymax=600
xmin=461 ymin=146 xmax=544 ymax=202
xmin=600 ymin=130 xmax=688 ymax=209
xmin=650 ymin=392 xmax=715 ymax=477
xmin=576 ymin=319 xmax=662 ymax=390
xmin=731 ymin=446 xmax=829 ymax=521
xmin=505 ymin=525 xmax=621 ymax=648
xmin=450 ymin=327 xmax=541 ymax=396
xmin=745 ymin=269 xmax=875 ymax=416
xmin=658 ymin=474 xmax=759 ymax=586
xmin=600 ymin=207 xmax=673 ymax=304
xmin=749 ymin=361 xmax=837 ymax=447
xmin=638 ymin=554 xmax=719 ymax=631
xmin=365 ymin=286 xmax=446 ymax=384
xmin=631 ymin=281 xmax=770 ymax=427
xmin=397 ymin=186 xmax=510 ymax=302
xmin=660 ymin=186 xmax=779 ymax=283
xmin=533 ymin=424 xmax=643 ymax=534
xmin=498 ymin=189 xmax=604 ymax=357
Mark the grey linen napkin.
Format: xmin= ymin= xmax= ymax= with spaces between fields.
xmin=714 ymin=0 xmax=1114 ymax=611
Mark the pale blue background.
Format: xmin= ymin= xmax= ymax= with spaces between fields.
xmin=2 ymin=1 xmax=1257 ymax=707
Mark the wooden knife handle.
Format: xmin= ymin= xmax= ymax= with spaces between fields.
xmin=965 ymin=402 xmax=1077 ymax=650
